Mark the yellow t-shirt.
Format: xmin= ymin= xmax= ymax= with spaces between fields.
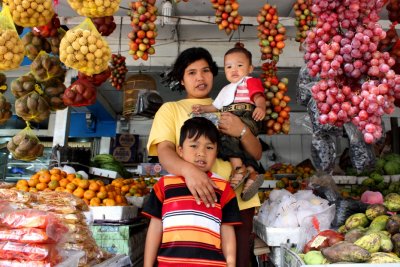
xmin=147 ymin=98 xmax=261 ymax=210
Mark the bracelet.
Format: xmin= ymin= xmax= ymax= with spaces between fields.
xmin=239 ymin=126 xmax=247 ymax=140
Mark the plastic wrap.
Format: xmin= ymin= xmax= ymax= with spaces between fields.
xmin=311 ymin=133 xmax=336 ymax=173
xmin=344 ymin=123 xmax=376 ymax=174
xmin=0 ymin=241 xmax=59 ymax=262
xmin=296 ymin=65 xmax=319 ymax=106
xmin=35 ymin=191 xmax=89 ymax=212
xmin=0 ymin=190 xmax=34 ymax=204
xmin=307 ymin=99 xmax=342 ymax=136
xmin=0 ymin=227 xmax=61 ymax=244
xmin=307 ymin=172 xmax=342 ymax=204
xmin=0 ymin=209 xmax=66 ymax=231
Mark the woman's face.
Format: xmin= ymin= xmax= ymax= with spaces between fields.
xmin=181 ymin=59 xmax=214 ymax=99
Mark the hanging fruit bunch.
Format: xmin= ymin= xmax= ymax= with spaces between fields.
xmin=386 ymin=0 xmax=400 ymax=23
xmin=67 ymin=0 xmax=121 ymax=18
xmin=210 ymin=0 xmax=242 ymax=35
xmin=3 ymin=0 xmax=54 ymax=27
xmin=304 ymin=0 xmax=399 ymax=144
xmin=379 ymin=22 xmax=400 ymax=74
xmin=293 ymin=0 xmax=317 ymax=44
xmin=91 ymin=16 xmax=117 ymax=36
xmin=110 ymin=54 xmax=128 ymax=90
xmin=260 ymin=62 xmax=291 ymax=135
xmin=257 ymin=3 xmax=286 ymax=61
xmin=128 ymin=0 xmax=157 ymax=61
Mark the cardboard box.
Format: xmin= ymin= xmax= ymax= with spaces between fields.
xmin=90 ymin=223 xmax=148 ymax=264
xmin=90 ymin=206 xmax=138 ymax=221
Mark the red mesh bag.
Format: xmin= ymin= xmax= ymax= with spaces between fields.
xmin=63 ymin=79 xmax=97 ymax=107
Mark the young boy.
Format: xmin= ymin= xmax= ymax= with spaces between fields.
xmin=192 ymin=45 xmax=266 ymax=201
xmin=142 ymin=117 xmax=241 ymax=267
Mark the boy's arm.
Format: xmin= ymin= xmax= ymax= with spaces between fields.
xmin=252 ymin=93 xmax=266 ymax=121
xmin=144 ymin=218 xmax=163 ymax=267
xmin=192 ymin=104 xmax=218 ymax=114
xmin=221 ymin=224 xmax=236 ymax=267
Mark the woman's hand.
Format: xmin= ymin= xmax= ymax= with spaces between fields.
xmin=182 ymin=163 xmax=218 ymax=207
xmin=218 ymin=112 xmax=245 ymax=137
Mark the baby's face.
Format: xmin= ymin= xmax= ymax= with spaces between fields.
xmin=224 ymin=52 xmax=253 ymax=83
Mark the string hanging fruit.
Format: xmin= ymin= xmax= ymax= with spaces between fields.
xmin=210 ymin=0 xmax=242 ymax=35
xmin=260 ymin=61 xmax=291 ymax=135
xmin=110 ymin=54 xmax=128 ymax=90
xmin=128 ymin=0 xmax=157 ymax=61
xmin=257 ymin=3 xmax=286 ymax=62
xmin=293 ymin=0 xmax=317 ymax=45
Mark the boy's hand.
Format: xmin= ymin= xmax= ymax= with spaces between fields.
xmin=252 ymin=107 xmax=266 ymax=121
xmin=192 ymin=104 xmax=203 ymax=114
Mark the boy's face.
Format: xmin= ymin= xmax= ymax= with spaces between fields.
xmin=224 ymin=52 xmax=253 ymax=84
xmin=178 ymin=134 xmax=217 ymax=173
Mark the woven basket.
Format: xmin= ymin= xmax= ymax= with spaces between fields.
xmin=122 ymin=73 xmax=156 ymax=118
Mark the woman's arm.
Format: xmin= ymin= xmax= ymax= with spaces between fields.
xmin=144 ymin=218 xmax=163 ymax=267
xmin=218 ymin=112 xmax=262 ymax=160
xmin=157 ymin=141 xmax=218 ymax=206
xmin=221 ymin=224 xmax=236 ymax=267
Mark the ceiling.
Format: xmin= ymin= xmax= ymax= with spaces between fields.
xmin=2 ymin=1 xmax=398 ymax=120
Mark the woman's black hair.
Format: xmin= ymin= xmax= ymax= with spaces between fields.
xmin=179 ymin=117 xmax=219 ymax=147
xmin=225 ymin=45 xmax=253 ymax=65
xmin=167 ymin=47 xmax=219 ymax=92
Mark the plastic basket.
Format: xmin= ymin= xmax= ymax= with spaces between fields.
xmin=280 ymin=243 xmax=303 ymax=267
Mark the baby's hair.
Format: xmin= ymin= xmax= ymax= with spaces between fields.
xmin=224 ymin=44 xmax=252 ymax=65
xmin=179 ymin=117 xmax=219 ymax=147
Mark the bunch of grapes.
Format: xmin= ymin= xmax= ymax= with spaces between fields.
xmin=304 ymin=0 xmax=400 ymax=144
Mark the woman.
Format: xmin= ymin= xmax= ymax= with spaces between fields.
xmin=147 ymin=47 xmax=262 ymax=267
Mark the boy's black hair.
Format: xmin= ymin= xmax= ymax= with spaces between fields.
xmin=224 ymin=45 xmax=253 ymax=65
xmin=179 ymin=117 xmax=219 ymax=147
xmin=167 ymin=47 xmax=219 ymax=92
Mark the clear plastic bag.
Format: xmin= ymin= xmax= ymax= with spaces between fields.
xmin=0 ymin=241 xmax=59 ymax=262
xmin=307 ymin=99 xmax=342 ymax=136
xmin=15 ymin=91 xmax=51 ymax=123
xmin=296 ymin=65 xmax=320 ymax=106
xmin=311 ymin=133 xmax=336 ymax=173
xmin=59 ymin=18 xmax=111 ymax=75
xmin=0 ymin=6 xmax=25 ymax=71
xmin=67 ymin=0 xmax=121 ymax=18
xmin=344 ymin=123 xmax=376 ymax=174
xmin=4 ymin=0 xmax=54 ymax=27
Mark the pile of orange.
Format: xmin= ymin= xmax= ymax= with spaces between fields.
xmin=14 ymin=169 xmax=129 ymax=207
xmin=111 ymin=177 xmax=151 ymax=198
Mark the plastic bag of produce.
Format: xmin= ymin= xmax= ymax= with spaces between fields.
xmin=41 ymin=78 xmax=66 ymax=111
xmin=307 ymin=99 xmax=342 ymax=136
xmin=91 ymin=16 xmax=117 ymax=36
xmin=15 ymin=91 xmax=50 ymax=123
xmin=35 ymin=191 xmax=89 ymax=212
xmin=3 ymin=0 xmax=54 ymax=27
xmin=59 ymin=18 xmax=111 ymax=76
xmin=11 ymin=73 xmax=38 ymax=99
xmin=21 ymin=32 xmax=52 ymax=61
xmin=0 ymin=227 xmax=64 ymax=244
xmin=67 ymin=0 xmax=121 ymax=18
xmin=78 ymin=67 xmax=111 ymax=86
xmin=0 ymin=189 xmax=34 ymax=204
xmin=311 ymin=133 xmax=336 ymax=173
xmin=344 ymin=123 xmax=376 ymax=174
xmin=6 ymin=124 xmax=44 ymax=161
xmin=0 ymin=93 xmax=12 ymax=124
xmin=0 ymin=6 xmax=25 ymax=71
xmin=63 ymin=78 xmax=97 ymax=107
xmin=0 ymin=241 xmax=60 ymax=262
xmin=296 ymin=65 xmax=319 ymax=106
xmin=30 ymin=51 xmax=66 ymax=83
